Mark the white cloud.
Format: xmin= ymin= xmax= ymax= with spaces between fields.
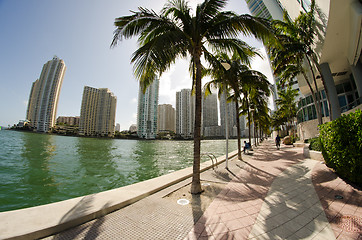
xmin=159 ymin=59 xmax=192 ymax=107
xmin=131 ymin=97 xmax=137 ymax=103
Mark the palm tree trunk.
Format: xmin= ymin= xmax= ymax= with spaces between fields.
xmin=191 ymin=53 xmax=202 ymax=195
xmin=301 ymin=70 xmax=322 ymax=125
xmin=235 ymin=97 xmax=242 ymax=160
xmin=246 ymin=96 xmax=252 ymax=145
xmin=306 ymin=57 xmax=323 ymax=125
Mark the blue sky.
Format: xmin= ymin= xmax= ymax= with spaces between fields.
xmin=0 ymin=0 xmax=273 ymax=130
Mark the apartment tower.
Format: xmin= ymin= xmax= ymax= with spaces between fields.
xmin=176 ymin=89 xmax=195 ymax=138
xmin=137 ymin=78 xmax=159 ymax=139
xmin=246 ymin=0 xmax=362 ymax=140
xmin=202 ymin=93 xmax=220 ymax=137
xmin=26 ymin=56 xmax=66 ymax=132
xmin=157 ymin=104 xmax=176 ymax=133
xmin=79 ymin=86 xmax=117 ymax=137
xmin=219 ymin=92 xmax=247 ymax=137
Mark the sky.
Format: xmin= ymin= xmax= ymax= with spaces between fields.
xmin=0 ymin=0 xmax=274 ymax=130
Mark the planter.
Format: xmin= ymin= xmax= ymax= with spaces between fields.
xmin=303 ymin=144 xmax=324 ymax=161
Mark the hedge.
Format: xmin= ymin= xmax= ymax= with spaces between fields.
xmin=308 ymin=137 xmax=322 ymax=151
xmin=319 ymin=109 xmax=362 ymax=186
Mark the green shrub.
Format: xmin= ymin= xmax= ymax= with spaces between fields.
xmin=319 ymin=109 xmax=362 ymax=186
xmin=308 ymin=137 xmax=322 ymax=151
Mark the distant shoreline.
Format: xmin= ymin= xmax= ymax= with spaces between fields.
xmin=7 ymin=128 xmax=244 ymax=141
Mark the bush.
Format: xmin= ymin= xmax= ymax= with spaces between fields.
xmin=308 ymin=137 xmax=322 ymax=151
xmin=319 ymin=109 xmax=362 ymax=186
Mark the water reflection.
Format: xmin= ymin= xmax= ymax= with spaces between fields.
xmin=75 ymin=137 xmax=123 ymax=194
xmin=20 ymin=132 xmax=58 ymax=208
xmin=131 ymin=140 xmax=160 ymax=182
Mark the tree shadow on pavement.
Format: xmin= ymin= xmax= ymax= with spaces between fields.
xmin=45 ymin=195 xmax=109 ymax=240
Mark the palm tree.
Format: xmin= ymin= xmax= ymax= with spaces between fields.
xmin=249 ymin=90 xmax=270 ymax=146
xmin=204 ymin=50 xmax=259 ymax=160
xmin=268 ymin=0 xmax=330 ymax=124
xmin=111 ymin=0 xmax=274 ymax=194
xmin=239 ymin=68 xmax=271 ymax=146
xmin=273 ymin=85 xmax=299 ymax=133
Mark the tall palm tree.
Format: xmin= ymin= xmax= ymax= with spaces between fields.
xmin=269 ymin=0 xmax=329 ymax=124
xmin=273 ymin=85 xmax=299 ymax=132
xmin=111 ymin=0 xmax=274 ymax=194
xmin=204 ymin=50 xmax=259 ymax=160
xmin=239 ymin=68 xmax=271 ymax=145
xmin=249 ymin=90 xmax=270 ymax=145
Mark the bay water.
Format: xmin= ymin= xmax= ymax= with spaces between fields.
xmin=0 ymin=130 xmax=241 ymax=212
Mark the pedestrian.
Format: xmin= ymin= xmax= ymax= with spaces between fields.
xmin=275 ymin=135 xmax=281 ymax=150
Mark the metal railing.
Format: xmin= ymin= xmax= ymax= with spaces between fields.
xmin=201 ymin=152 xmax=218 ymax=170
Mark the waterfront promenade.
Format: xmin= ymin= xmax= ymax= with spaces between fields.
xmin=40 ymin=139 xmax=361 ymax=240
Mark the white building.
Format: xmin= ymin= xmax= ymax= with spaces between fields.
xmin=26 ymin=56 xmax=66 ymax=132
xmin=137 ymin=78 xmax=159 ymax=139
xmin=176 ymin=89 xmax=195 ymax=139
xmin=246 ymin=0 xmax=362 ymax=139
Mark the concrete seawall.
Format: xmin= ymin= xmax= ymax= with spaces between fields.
xmin=0 ymin=150 xmax=237 ymax=240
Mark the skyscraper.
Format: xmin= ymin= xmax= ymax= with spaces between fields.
xmin=202 ymin=93 xmax=218 ymax=128
xmin=245 ymin=0 xmax=301 ymax=110
xmin=79 ymin=86 xmax=117 ymax=137
xmin=219 ymin=92 xmax=247 ymax=137
xmin=137 ymin=78 xmax=159 ymax=139
xmin=26 ymin=56 xmax=66 ymax=132
xmin=157 ymin=104 xmax=175 ymax=133
xmin=219 ymin=92 xmax=237 ymax=137
xmin=176 ymin=89 xmax=195 ymax=139
xmin=202 ymin=93 xmax=220 ymax=137
xmin=245 ymin=0 xmax=362 ymax=140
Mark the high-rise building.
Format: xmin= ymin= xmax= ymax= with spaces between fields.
xmin=79 ymin=86 xmax=117 ymax=137
xmin=157 ymin=104 xmax=175 ymax=133
xmin=245 ymin=0 xmax=302 ymax=109
xmin=219 ymin=92 xmax=237 ymax=137
xmin=176 ymin=89 xmax=195 ymax=138
xmin=202 ymin=93 xmax=218 ymax=128
xmin=219 ymin=92 xmax=247 ymax=137
xmin=115 ymin=123 xmax=121 ymax=132
xmin=26 ymin=56 xmax=66 ymax=132
xmin=137 ymin=78 xmax=159 ymax=139
xmin=246 ymin=0 xmax=362 ymax=140
xmin=202 ymin=93 xmax=220 ymax=137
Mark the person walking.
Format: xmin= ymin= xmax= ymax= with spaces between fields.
xmin=275 ymin=135 xmax=281 ymax=150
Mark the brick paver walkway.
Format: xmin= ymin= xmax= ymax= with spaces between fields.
xmin=185 ymin=140 xmax=361 ymax=239
xmin=45 ymin=140 xmax=361 ymax=239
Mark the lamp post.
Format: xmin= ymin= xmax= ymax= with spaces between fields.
xmin=221 ymin=62 xmax=231 ymax=169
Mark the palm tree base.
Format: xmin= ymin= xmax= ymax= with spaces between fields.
xmin=190 ymin=182 xmax=203 ymax=195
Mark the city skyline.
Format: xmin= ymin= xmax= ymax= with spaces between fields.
xmin=0 ymin=0 xmax=274 ymax=130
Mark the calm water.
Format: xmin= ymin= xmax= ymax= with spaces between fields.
xmin=0 ymin=130 xmax=241 ymax=212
